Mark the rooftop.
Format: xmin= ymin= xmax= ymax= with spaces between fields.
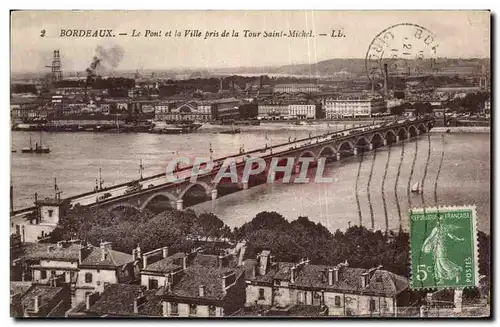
xmin=79 ymin=246 xmax=134 ymax=268
xmin=21 ymin=242 xmax=81 ymax=262
xmin=87 ymin=284 xmax=162 ymax=317
xmin=142 ymin=252 xmax=185 ymax=274
xmin=10 ymin=281 xmax=33 ymax=297
xmin=167 ymin=264 xmax=242 ymax=301
xmin=20 ymin=285 xmax=64 ymax=308
xmin=248 ymin=261 xmax=409 ymax=297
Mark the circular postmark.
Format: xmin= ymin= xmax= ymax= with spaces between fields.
xmin=365 ymin=23 xmax=444 ymax=94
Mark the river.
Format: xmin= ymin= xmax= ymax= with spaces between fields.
xmin=10 ymin=123 xmax=491 ymax=233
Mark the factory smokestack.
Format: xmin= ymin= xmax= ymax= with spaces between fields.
xmin=383 ymin=63 xmax=389 ymax=98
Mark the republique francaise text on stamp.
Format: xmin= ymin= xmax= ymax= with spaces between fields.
xmin=409 ymin=206 xmax=479 ymax=290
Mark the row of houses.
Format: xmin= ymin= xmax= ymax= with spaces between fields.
xmin=11 ymin=240 xmax=410 ymax=317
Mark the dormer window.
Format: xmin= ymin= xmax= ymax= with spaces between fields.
xmin=48 ymin=209 xmax=53 ymax=218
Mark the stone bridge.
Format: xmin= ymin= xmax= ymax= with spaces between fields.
xmin=90 ymin=117 xmax=434 ymax=213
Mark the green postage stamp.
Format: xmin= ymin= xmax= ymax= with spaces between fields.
xmin=409 ymin=206 xmax=479 ymax=290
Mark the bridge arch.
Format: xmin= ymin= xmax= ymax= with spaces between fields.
xmin=370 ymin=132 xmax=385 ymax=149
xmin=384 ymin=129 xmax=397 ymax=145
xmin=396 ymin=127 xmax=408 ymax=141
xmin=355 ymin=136 xmax=370 ymax=152
xmin=140 ymin=191 xmax=177 ymax=212
xmin=296 ymin=149 xmax=316 ymax=160
xmin=318 ymin=145 xmax=336 ymax=156
xmin=107 ymin=203 xmax=141 ymax=214
xmin=337 ymin=140 xmax=355 ymax=158
xmin=417 ymin=123 xmax=427 ymax=135
xmin=408 ymin=125 xmax=418 ymax=138
xmin=179 ymin=180 xmax=213 ymax=200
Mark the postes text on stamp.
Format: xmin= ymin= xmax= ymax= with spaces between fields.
xmin=409 ymin=206 xmax=478 ymax=290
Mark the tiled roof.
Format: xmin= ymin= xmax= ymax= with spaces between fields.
xmin=248 ymin=261 xmax=409 ymax=297
xmin=191 ymin=253 xmax=238 ymax=269
xmin=293 ymin=264 xmax=409 ymax=297
xmin=20 ymin=285 xmax=63 ymax=308
xmin=168 ymin=265 xmax=241 ymax=301
xmin=250 ymin=262 xmax=294 ymax=283
xmin=79 ymin=247 xmax=134 ymax=268
xmin=10 ymin=281 xmax=33 ymax=297
xmin=87 ymin=284 xmax=162 ymax=317
xmin=20 ymin=242 xmax=81 ymax=262
xmin=143 ymin=252 xmax=185 ymax=273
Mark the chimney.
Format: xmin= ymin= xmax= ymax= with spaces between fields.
xmin=258 ymin=251 xmax=269 ymax=276
xmin=85 ymin=292 xmax=98 ymax=311
xmin=251 ymin=263 xmax=256 ymax=278
xmin=182 ymin=256 xmax=187 ymax=270
xmin=361 ymin=272 xmax=369 ymax=288
xmin=79 ymin=245 xmax=85 ymax=264
xmin=101 ymin=248 xmax=109 ymax=262
xmin=162 ymin=246 xmax=169 ymax=258
xmin=290 ymin=266 xmax=296 ymax=284
xmin=218 ymin=255 xmax=224 ymax=269
xmin=47 ymin=245 xmax=54 ymax=253
xmin=133 ymin=295 xmax=146 ymax=314
xmin=32 ymin=295 xmax=41 ymax=313
xmin=222 ymin=271 xmax=235 ymax=294
xmin=132 ymin=249 xmax=137 ymax=261
xmin=100 ymin=241 xmax=112 ymax=250
xmin=333 ymin=266 xmax=340 ymax=284
xmin=383 ymin=63 xmax=389 ymax=99
xmin=199 ymin=285 xmax=205 ymax=298
xmin=328 ymin=268 xmax=333 ymax=286
xmin=136 ymin=244 xmax=142 ymax=259
xmin=162 ymin=300 xmax=168 ymax=317
xmin=143 ymin=255 xmax=148 ymax=269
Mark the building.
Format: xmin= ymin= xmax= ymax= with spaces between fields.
xmin=160 ymin=253 xmax=246 ymax=317
xmin=83 ymin=284 xmax=163 ymax=317
xmin=210 ymin=98 xmax=242 ymax=121
xmin=75 ymin=241 xmax=137 ymax=305
xmin=10 ymin=282 xmax=72 ymax=317
xmin=245 ymin=250 xmax=409 ymax=317
xmin=257 ymin=103 xmax=289 ymax=119
xmin=15 ymin=240 xmax=138 ymax=306
xmin=288 ymin=103 xmax=316 ymax=119
xmin=140 ymin=243 xmax=248 ymax=317
xmin=483 ymin=99 xmax=491 ymax=117
xmin=161 ymin=100 xmax=213 ymax=122
xmin=10 ymin=97 xmax=40 ymax=121
xmin=274 ymin=84 xmax=320 ymax=94
xmin=322 ymin=97 xmax=386 ymax=118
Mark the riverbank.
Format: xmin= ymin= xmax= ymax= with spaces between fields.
xmin=430 ymin=126 xmax=491 ymax=133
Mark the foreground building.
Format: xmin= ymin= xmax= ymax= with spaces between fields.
xmin=15 ymin=240 xmax=138 ymax=306
xmin=10 ymin=281 xmax=71 ymax=317
xmin=245 ymin=250 xmax=409 ymax=316
xmin=72 ymin=242 xmax=249 ymax=317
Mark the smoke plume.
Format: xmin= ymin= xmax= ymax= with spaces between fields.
xmin=86 ymin=45 xmax=124 ymax=82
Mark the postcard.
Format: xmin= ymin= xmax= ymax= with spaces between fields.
xmin=10 ymin=10 xmax=491 ymax=318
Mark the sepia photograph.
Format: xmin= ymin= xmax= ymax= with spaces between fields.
xmin=9 ymin=10 xmax=491 ymax=319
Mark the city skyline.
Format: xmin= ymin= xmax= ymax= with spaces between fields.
xmin=11 ymin=10 xmax=490 ymax=73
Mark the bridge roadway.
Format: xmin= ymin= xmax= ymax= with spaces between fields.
xmin=11 ymin=116 xmax=434 ymax=220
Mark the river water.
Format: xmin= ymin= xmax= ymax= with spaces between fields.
xmin=11 ymin=123 xmax=491 ymax=233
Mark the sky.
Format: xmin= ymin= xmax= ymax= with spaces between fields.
xmin=10 ymin=10 xmax=490 ymax=73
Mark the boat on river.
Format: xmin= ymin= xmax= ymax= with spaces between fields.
xmin=21 ymin=132 xmax=50 ymax=154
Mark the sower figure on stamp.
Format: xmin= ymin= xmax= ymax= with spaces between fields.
xmin=421 ymin=219 xmax=464 ymax=285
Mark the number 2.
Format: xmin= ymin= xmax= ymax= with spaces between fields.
xmin=40 ymin=29 xmax=46 ymax=37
